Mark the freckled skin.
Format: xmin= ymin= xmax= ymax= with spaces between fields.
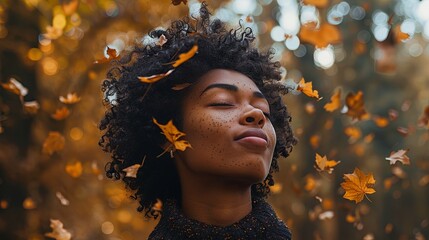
xmin=175 ymin=69 xmax=277 ymax=185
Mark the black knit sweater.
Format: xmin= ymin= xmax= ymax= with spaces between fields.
xmin=148 ymin=199 xmax=292 ymax=240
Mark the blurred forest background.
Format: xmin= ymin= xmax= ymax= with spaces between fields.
xmin=0 ymin=0 xmax=428 ymax=239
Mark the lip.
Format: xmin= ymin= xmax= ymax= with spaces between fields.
xmin=234 ymin=129 xmax=268 ymax=148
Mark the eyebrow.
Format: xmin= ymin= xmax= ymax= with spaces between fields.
xmin=200 ymin=83 xmax=266 ymax=100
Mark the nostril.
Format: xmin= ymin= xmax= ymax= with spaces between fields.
xmin=246 ymin=117 xmax=255 ymax=122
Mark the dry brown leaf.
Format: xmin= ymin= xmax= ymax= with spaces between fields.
xmin=122 ymin=164 xmax=141 ymax=178
xmin=341 ymin=168 xmax=376 ymax=203
xmin=324 ymin=88 xmax=341 ymax=112
xmin=138 ymin=69 xmax=174 ymax=83
xmin=65 ymin=161 xmax=83 ymax=178
xmin=297 ymin=78 xmax=321 ymax=100
xmin=45 ymin=219 xmax=72 ymax=240
xmin=59 ymin=93 xmax=81 ymax=104
xmin=51 ymin=107 xmax=70 ymax=120
xmin=1 ymin=78 xmax=28 ymax=97
xmin=314 ymin=153 xmax=340 ymax=174
xmin=42 ymin=132 xmax=65 ymax=155
xmin=94 ymin=47 xmax=119 ymax=64
xmin=343 ymin=91 xmax=370 ymax=120
xmin=23 ymin=101 xmax=40 ymax=114
xmin=385 ymin=149 xmax=411 ymax=165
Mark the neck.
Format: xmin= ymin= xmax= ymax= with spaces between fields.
xmin=179 ymin=175 xmax=253 ymax=226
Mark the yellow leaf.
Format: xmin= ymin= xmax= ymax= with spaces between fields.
xmin=138 ymin=69 xmax=174 ymax=83
xmin=51 ymin=107 xmax=70 ymax=120
xmin=153 ymin=118 xmax=192 ymax=152
xmin=297 ymin=78 xmax=321 ymax=100
xmin=314 ymin=153 xmax=340 ymax=174
xmin=65 ymin=161 xmax=83 ymax=178
xmin=340 ymin=168 xmax=376 ymax=204
xmin=171 ymin=44 xmax=198 ymax=68
xmin=324 ymin=88 xmax=341 ymax=112
xmin=59 ymin=93 xmax=81 ymax=104
xmin=42 ymin=132 xmax=65 ymax=155
xmin=45 ymin=219 xmax=72 ymax=240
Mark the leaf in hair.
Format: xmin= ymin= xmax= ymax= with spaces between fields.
xmin=138 ymin=69 xmax=174 ymax=83
xmin=171 ymin=44 xmax=198 ymax=68
xmin=153 ymin=118 xmax=192 ymax=152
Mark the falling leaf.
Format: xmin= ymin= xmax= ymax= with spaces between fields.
xmin=122 ymin=164 xmax=141 ymax=178
xmin=138 ymin=69 xmax=174 ymax=83
xmin=303 ymin=0 xmax=329 ymax=8
xmin=340 ymin=168 xmax=376 ymax=204
xmin=59 ymin=93 xmax=81 ymax=104
xmin=23 ymin=197 xmax=36 ymax=209
xmin=170 ymin=44 xmax=198 ymax=68
xmin=65 ymin=161 xmax=83 ymax=178
xmin=318 ymin=211 xmax=334 ymax=220
xmin=344 ymin=126 xmax=361 ymax=143
xmin=299 ymin=23 xmax=341 ymax=48
xmin=373 ymin=116 xmax=389 ymax=127
xmin=417 ymin=106 xmax=429 ymax=129
xmin=314 ymin=153 xmax=340 ymax=174
xmin=42 ymin=132 xmax=65 ymax=155
xmin=45 ymin=219 xmax=72 ymax=240
xmin=1 ymin=78 xmax=28 ymax=97
xmin=297 ymin=78 xmax=321 ymax=100
xmin=156 ymin=34 xmax=168 ymax=47
xmin=393 ymin=24 xmax=411 ymax=42
xmin=51 ymin=107 xmax=70 ymax=120
xmin=172 ymin=0 xmax=187 ymax=5
xmin=55 ymin=192 xmax=70 ymax=206
xmin=385 ymin=149 xmax=411 ymax=165
xmin=62 ymin=0 xmax=79 ymax=15
xmin=324 ymin=88 xmax=341 ymax=112
xmin=94 ymin=47 xmax=119 ymax=64
xmin=23 ymin=101 xmax=40 ymax=114
xmin=343 ymin=91 xmax=370 ymax=120
xmin=153 ymin=118 xmax=192 ymax=152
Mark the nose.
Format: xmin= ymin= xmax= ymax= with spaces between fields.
xmin=240 ymin=107 xmax=266 ymax=128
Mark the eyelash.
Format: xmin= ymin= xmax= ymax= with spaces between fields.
xmin=209 ymin=103 xmax=271 ymax=120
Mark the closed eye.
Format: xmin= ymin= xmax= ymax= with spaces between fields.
xmin=208 ymin=103 xmax=234 ymax=107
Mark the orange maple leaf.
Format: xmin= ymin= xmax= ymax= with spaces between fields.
xmin=297 ymin=78 xmax=321 ymax=100
xmin=314 ymin=153 xmax=340 ymax=174
xmin=171 ymin=44 xmax=198 ymax=68
xmin=153 ymin=118 xmax=192 ymax=153
xmin=340 ymin=168 xmax=376 ymax=203
xmin=324 ymin=88 xmax=341 ymax=112
xmin=94 ymin=47 xmax=119 ymax=64
xmin=385 ymin=149 xmax=411 ymax=165
xmin=138 ymin=69 xmax=174 ymax=83
xmin=51 ymin=107 xmax=70 ymax=120
xmin=42 ymin=131 xmax=65 ymax=155
xmin=302 ymin=0 xmax=328 ymax=8
xmin=343 ymin=91 xmax=370 ymax=120
xmin=299 ymin=23 xmax=341 ymax=48
xmin=59 ymin=93 xmax=81 ymax=104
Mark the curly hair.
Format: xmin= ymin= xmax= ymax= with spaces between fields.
xmin=99 ymin=3 xmax=297 ymax=219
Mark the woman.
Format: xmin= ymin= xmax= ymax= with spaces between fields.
xmin=99 ymin=3 xmax=297 ymax=239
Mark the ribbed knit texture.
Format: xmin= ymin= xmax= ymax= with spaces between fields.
xmin=148 ymin=199 xmax=292 ymax=240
